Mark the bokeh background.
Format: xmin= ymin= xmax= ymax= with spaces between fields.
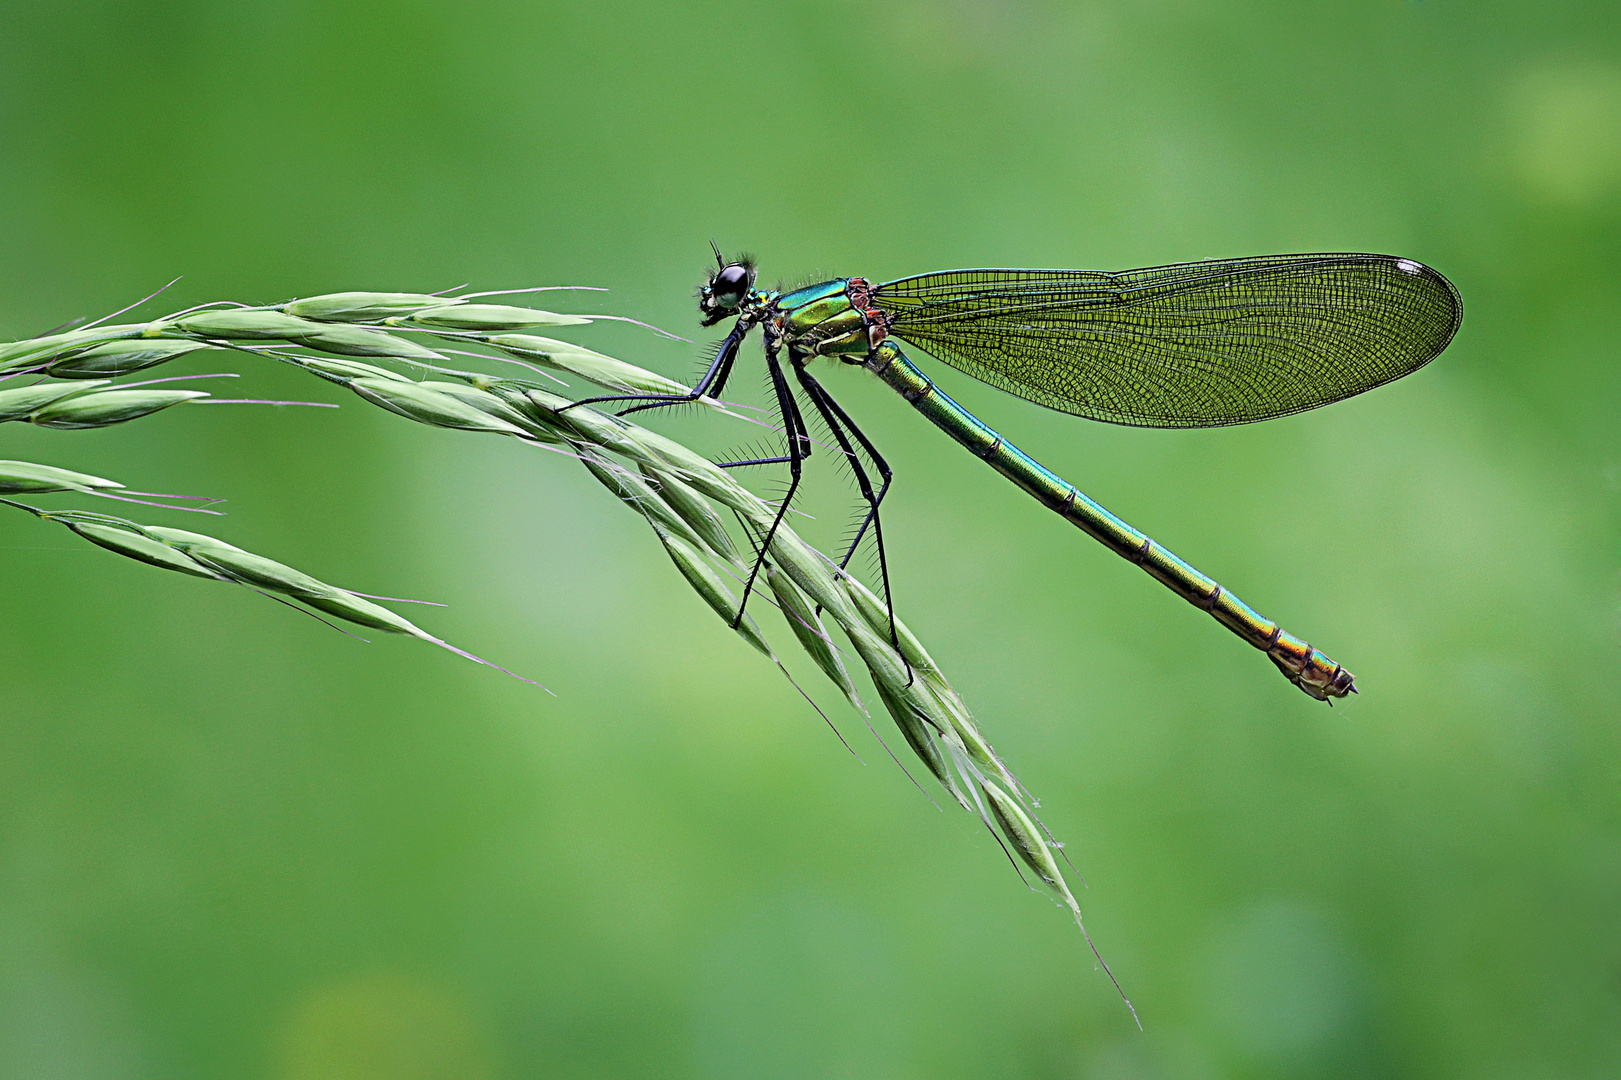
xmin=1 ymin=1 xmax=1617 ymax=1077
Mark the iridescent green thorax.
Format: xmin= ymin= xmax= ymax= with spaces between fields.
xmin=767 ymin=277 xmax=893 ymax=360
xmin=774 ymin=278 xmax=848 ymax=314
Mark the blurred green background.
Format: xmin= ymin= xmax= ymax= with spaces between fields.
xmin=1 ymin=1 xmax=1617 ymax=1077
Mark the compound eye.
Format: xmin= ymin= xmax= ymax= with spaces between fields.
xmin=712 ymin=263 xmax=751 ymax=306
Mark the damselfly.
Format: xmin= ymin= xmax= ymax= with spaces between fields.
xmin=571 ymin=250 xmax=1461 ymax=699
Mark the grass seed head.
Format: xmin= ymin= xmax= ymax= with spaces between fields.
xmin=620 ymin=425 xmax=764 ymax=515
xmin=174 ymin=309 xmax=332 ymax=340
xmin=521 ymin=390 xmax=657 ymax=465
xmin=979 ymin=778 xmax=1067 ymax=895
xmin=915 ymin=677 xmax=1021 ymax=794
xmin=146 ymin=534 xmax=419 ymax=637
xmin=518 ymin=402 xmax=757 ymax=515
xmin=872 ymin=679 xmax=961 ymax=797
xmin=284 ymin=292 xmax=453 ymax=322
xmin=174 ymin=310 xmax=444 ymax=361
xmin=0 ymin=325 xmax=143 ymax=370
xmin=842 ymin=574 xmax=944 ymax=681
xmin=0 ymin=381 xmax=109 ymax=422
xmin=348 ymin=378 xmax=533 ymax=437
xmin=292 ymin=324 xmax=446 ymax=361
xmin=0 ymin=460 xmax=124 ymax=495
xmin=844 ymin=581 xmax=1023 ymax=794
xmin=137 ymin=528 xmax=430 ymax=638
xmin=29 ymin=388 xmax=207 ymax=429
xmin=8 ymin=282 xmax=1107 ymax=990
xmin=484 ymin=385 xmax=568 ymax=441
xmin=752 ymin=524 xmax=863 ymax=631
xmin=400 ymin=305 xmax=592 ymax=331
xmin=286 ymin=356 xmax=414 ymax=384
xmin=766 ymin=563 xmax=862 ymax=710
xmin=65 ymin=520 xmax=219 ymax=578
xmin=412 ymin=380 xmax=558 ymax=441
xmin=141 ymin=525 xmax=244 ymax=553
xmin=487 ymin=335 xmax=689 ymax=396
xmin=580 ymin=453 xmax=709 ymax=553
xmin=146 ymin=534 xmax=322 ymax=596
xmin=845 ymin=574 xmax=1014 ymax=787
xmin=836 ymin=613 xmax=912 ymax=693
xmin=656 ymin=530 xmax=773 ymax=659
xmin=46 ymin=338 xmax=216 ymax=379
xmin=299 ymin=592 xmax=429 ymax=637
xmin=639 ymin=465 xmax=739 ymax=563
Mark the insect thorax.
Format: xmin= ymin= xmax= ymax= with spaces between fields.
xmin=768 ymin=277 xmax=892 ymax=362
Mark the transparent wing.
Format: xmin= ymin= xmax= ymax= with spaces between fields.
xmin=876 ymin=253 xmax=1462 ymax=428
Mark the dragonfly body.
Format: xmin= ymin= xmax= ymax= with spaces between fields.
xmin=761 ymin=274 xmax=1357 ymax=698
xmin=863 ymin=338 xmax=1353 ymax=698
xmin=580 ymin=251 xmax=1461 ymax=701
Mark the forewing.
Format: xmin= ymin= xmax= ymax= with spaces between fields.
xmin=876 ymin=254 xmax=1462 ymax=428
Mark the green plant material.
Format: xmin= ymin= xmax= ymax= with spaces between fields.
xmin=29 ymin=388 xmax=208 ymax=429
xmin=0 ymin=325 xmax=143 ymax=371
xmin=520 ymin=389 xmax=660 ymax=466
xmin=976 ymin=776 xmax=1137 ymax=1025
xmin=64 ymin=517 xmax=222 ymax=578
xmin=1 ymin=503 xmax=533 ymax=684
xmin=767 ymin=563 xmax=862 ymax=711
xmin=399 ymin=304 xmax=592 ymax=330
xmin=611 ymin=419 xmax=761 ymax=514
xmin=842 ymin=574 xmax=944 ymax=681
xmin=486 ymin=334 xmax=689 ymax=395
xmin=539 ymin=399 xmax=1093 ymax=947
xmin=0 ymin=460 xmax=124 ymax=495
xmin=570 ymin=442 xmax=770 ymax=658
xmin=928 ymin=677 xmax=1018 ymax=792
xmin=46 ymin=339 xmax=216 ymax=379
xmin=580 ymin=453 xmax=709 ymax=553
xmin=842 ymin=572 xmax=1020 ymax=793
xmin=171 ymin=309 xmax=343 ymax=340
xmin=980 ymin=778 xmax=1063 ymax=891
xmin=0 ymin=381 xmax=108 ymax=422
xmin=0 ymin=508 xmax=213 ymax=578
xmin=346 ymin=377 xmax=533 ymax=437
xmin=538 ymin=396 xmax=1022 ymax=824
xmin=283 ymin=356 xmax=415 ymax=384
xmin=173 ymin=309 xmax=445 ymax=360
xmin=654 ymin=528 xmax=773 ymax=659
xmin=640 ymin=464 xmax=739 ymax=563
xmin=463 ymin=388 xmax=1039 ymax=829
xmin=146 ymin=527 xmax=428 ymax=636
xmin=482 ymin=383 xmax=568 ymax=439
xmin=292 ymin=324 xmax=447 ymax=361
xmin=412 ymin=380 xmax=559 ymax=441
xmin=284 ymin=292 xmax=453 ymax=322
xmin=872 ymin=678 xmax=958 ymax=795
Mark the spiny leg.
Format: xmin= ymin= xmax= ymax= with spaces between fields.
xmin=713 ymin=361 xmax=817 ymax=470
xmin=794 ymin=364 xmax=894 ymax=569
xmin=714 ymin=453 xmax=794 ymax=469
xmin=730 ymin=343 xmax=812 ymax=628
xmin=794 ymin=363 xmax=904 ymax=664
xmin=556 ymin=316 xmax=750 ymax=417
xmin=616 ymin=331 xmax=739 ymax=418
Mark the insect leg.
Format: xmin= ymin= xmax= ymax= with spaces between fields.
xmin=556 ymin=316 xmax=749 ymax=417
xmin=730 ymin=343 xmax=812 ymax=628
xmin=794 ymin=364 xmax=903 ymax=661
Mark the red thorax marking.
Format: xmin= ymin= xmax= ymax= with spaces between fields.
xmin=846 ymin=277 xmax=892 ymax=348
